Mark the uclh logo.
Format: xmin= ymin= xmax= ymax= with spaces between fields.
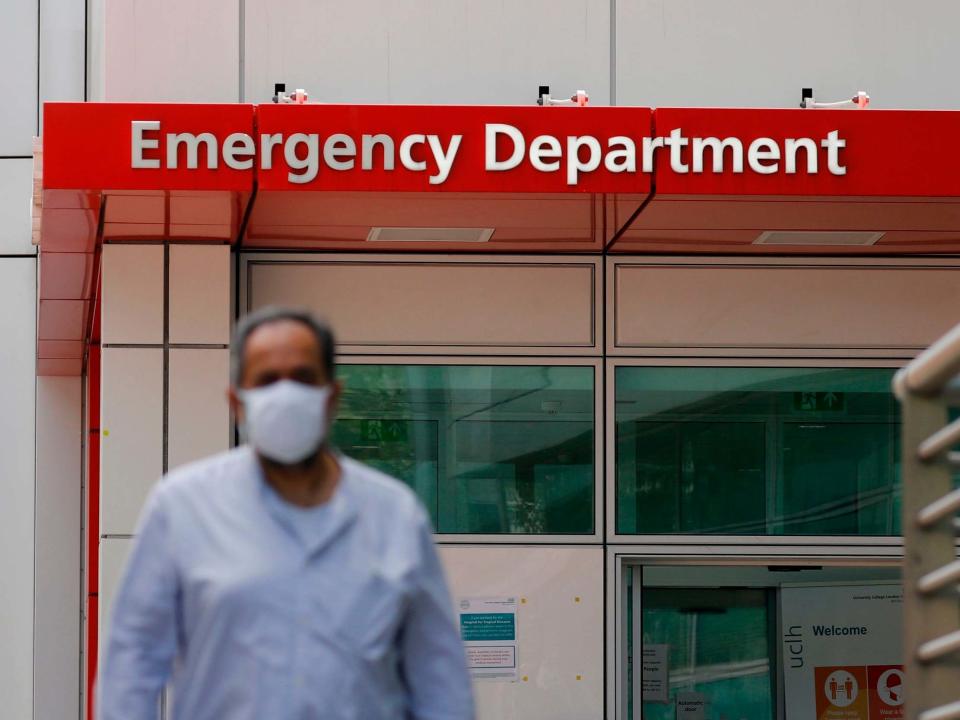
xmin=131 ymin=120 xmax=848 ymax=185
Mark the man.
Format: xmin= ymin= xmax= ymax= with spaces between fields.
xmin=97 ymin=306 xmax=474 ymax=720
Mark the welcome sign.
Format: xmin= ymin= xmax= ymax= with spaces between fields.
xmin=781 ymin=584 xmax=904 ymax=720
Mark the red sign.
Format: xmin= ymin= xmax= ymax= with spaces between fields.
xmin=867 ymin=665 xmax=904 ymax=720
xmin=40 ymin=102 xmax=960 ymax=199
xmin=43 ymin=103 xmax=256 ymax=191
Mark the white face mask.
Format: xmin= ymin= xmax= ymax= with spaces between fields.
xmin=239 ymin=380 xmax=333 ymax=465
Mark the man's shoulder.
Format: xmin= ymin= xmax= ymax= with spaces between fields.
xmin=159 ymin=446 xmax=255 ymax=500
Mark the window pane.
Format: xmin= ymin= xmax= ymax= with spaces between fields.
xmin=641 ymin=588 xmax=773 ymax=720
xmin=616 ymin=367 xmax=900 ymax=535
xmin=333 ymin=364 xmax=595 ymax=534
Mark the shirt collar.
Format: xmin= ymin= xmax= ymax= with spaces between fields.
xmin=246 ymin=446 xmax=359 ymax=557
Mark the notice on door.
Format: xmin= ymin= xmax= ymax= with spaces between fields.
xmin=458 ymin=597 xmax=518 ymax=681
xmin=781 ymin=584 xmax=903 ymax=720
xmin=642 ymin=644 xmax=670 ymax=703
xmin=676 ymin=691 xmax=707 ymax=720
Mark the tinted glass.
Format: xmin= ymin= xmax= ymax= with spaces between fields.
xmin=616 ymin=368 xmax=900 ymax=535
xmin=640 ymin=588 xmax=774 ymax=720
xmin=333 ymin=364 xmax=595 ymax=534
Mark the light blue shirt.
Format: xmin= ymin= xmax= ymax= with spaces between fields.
xmin=97 ymin=446 xmax=474 ymax=720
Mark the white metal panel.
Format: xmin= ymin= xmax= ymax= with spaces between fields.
xmin=34 ymin=376 xmax=82 ymax=720
xmin=98 ymin=537 xmax=132 ymax=658
xmin=0 ymin=258 xmax=36 ymax=720
xmin=168 ymin=348 xmax=231 ymax=470
xmin=438 ymin=545 xmax=604 ymax=720
xmin=609 ymin=257 xmax=960 ymax=356
xmin=169 ymin=244 xmax=231 ymax=345
xmin=103 ymin=0 xmax=238 ymax=101
xmin=101 ymin=244 xmax=164 ymax=345
xmin=244 ymin=0 xmax=609 ymax=105
xmin=617 ymin=0 xmax=960 ymax=109
xmin=0 ymin=159 xmax=34 ymax=254
xmin=0 ymin=0 xmax=37 ymax=155
xmin=101 ymin=348 xmax=164 ymax=535
xmin=246 ymin=255 xmax=601 ymax=355
xmin=39 ymin=0 xmax=85 ymax=128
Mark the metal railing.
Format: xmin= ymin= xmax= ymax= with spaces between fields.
xmin=895 ymin=323 xmax=960 ymax=720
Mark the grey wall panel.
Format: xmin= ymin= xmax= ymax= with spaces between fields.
xmin=40 ymin=0 xmax=86 ymax=127
xmin=617 ymin=0 xmax=960 ymax=109
xmin=0 ymin=159 xmax=35 ymax=254
xmin=34 ymin=377 xmax=82 ymax=720
xmin=0 ymin=0 xmax=38 ymax=154
xmin=0 ymin=258 xmax=37 ymax=720
xmin=102 ymin=0 xmax=238 ymax=101
xmin=244 ymin=0 xmax=610 ymax=105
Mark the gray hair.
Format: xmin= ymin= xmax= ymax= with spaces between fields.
xmin=231 ymin=306 xmax=336 ymax=386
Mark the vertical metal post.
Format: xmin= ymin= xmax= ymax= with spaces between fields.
xmin=900 ymin=392 xmax=958 ymax=719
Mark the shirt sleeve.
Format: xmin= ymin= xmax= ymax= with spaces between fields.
xmin=96 ymin=485 xmax=180 ymax=720
xmin=399 ymin=510 xmax=475 ymax=720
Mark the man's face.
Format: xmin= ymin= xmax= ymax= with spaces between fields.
xmin=229 ymin=319 xmax=340 ymax=425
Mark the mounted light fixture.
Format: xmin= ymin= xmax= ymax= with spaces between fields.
xmin=754 ymin=230 xmax=884 ymax=246
xmin=366 ymin=227 xmax=494 ymax=243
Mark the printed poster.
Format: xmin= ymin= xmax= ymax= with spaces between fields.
xmin=781 ymin=584 xmax=903 ymax=720
xmin=458 ymin=596 xmax=518 ymax=681
xmin=642 ymin=644 xmax=670 ymax=703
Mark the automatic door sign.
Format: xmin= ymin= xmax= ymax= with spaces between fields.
xmin=815 ymin=666 xmax=869 ymax=719
xmin=868 ymin=666 xmax=904 ymax=720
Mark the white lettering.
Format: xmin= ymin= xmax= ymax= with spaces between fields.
xmin=567 ymin=135 xmax=601 ymax=185
xmin=747 ymin=137 xmax=780 ymax=174
xmin=284 ymin=133 xmax=319 ymax=184
xmin=605 ymin=136 xmax=636 ymax=173
xmin=167 ymin=132 xmax=219 ymax=170
xmin=222 ymin=132 xmax=255 ymax=170
xmin=784 ymin=137 xmax=818 ymax=174
xmin=664 ymin=128 xmax=689 ymax=174
xmin=259 ymin=133 xmax=284 ymax=170
xmin=131 ymin=120 xmax=161 ymax=169
xmin=641 ymin=136 xmax=665 ymax=173
xmin=529 ymin=135 xmax=562 ymax=172
xmin=692 ymin=137 xmax=743 ymax=173
xmin=486 ymin=124 xmax=525 ymax=171
xmin=822 ymin=130 xmax=847 ymax=175
xmin=399 ymin=134 xmax=427 ymax=171
xmin=361 ymin=134 xmax=395 ymax=171
xmin=323 ymin=133 xmax=356 ymax=171
xmin=427 ymin=134 xmax=462 ymax=185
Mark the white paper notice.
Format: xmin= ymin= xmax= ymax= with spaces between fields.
xmin=458 ymin=597 xmax=518 ymax=681
xmin=676 ymin=691 xmax=707 ymax=720
xmin=642 ymin=644 xmax=670 ymax=703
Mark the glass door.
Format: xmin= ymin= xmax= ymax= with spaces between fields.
xmin=623 ymin=564 xmax=902 ymax=720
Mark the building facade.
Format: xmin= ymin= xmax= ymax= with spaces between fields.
xmin=7 ymin=2 xmax=960 ymax=719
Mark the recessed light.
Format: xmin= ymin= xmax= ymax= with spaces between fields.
xmin=754 ymin=230 xmax=884 ymax=246
xmin=367 ymin=227 xmax=494 ymax=242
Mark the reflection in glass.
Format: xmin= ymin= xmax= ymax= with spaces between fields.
xmin=640 ymin=588 xmax=774 ymax=720
xmin=616 ymin=368 xmax=900 ymax=535
xmin=332 ymin=364 xmax=594 ymax=534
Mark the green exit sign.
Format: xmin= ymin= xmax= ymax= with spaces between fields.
xmin=793 ymin=392 xmax=846 ymax=412
xmin=359 ymin=419 xmax=409 ymax=442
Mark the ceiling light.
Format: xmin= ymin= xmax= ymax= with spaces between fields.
xmin=367 ymin=227 xmax=494 ymax=243
xmin=754 ymin=231 xmax=884 ymax=246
